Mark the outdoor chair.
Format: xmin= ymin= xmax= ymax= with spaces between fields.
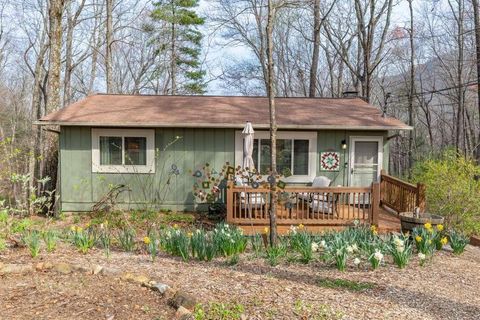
xmin=298 ymin=176 xmax=332 ymax=202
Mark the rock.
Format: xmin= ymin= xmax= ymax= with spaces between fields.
xmin=101 ymin=267 xmax=121 ymax=276
xmin=35 ymin=262 xmax=54 ymax=271
xmin=121 ymin=273 xmax=150 ymax=285
xmin=91 ymin=265 xmax=103 ymax=275
xmin=164 ymin=287 xmax=177 ymax=300
xmin=0 ymin=264 xmax=33 ymax=275
xmin=72 ymin=264 xmax=91 ymax=274
xmin=169 ymin=290 xmax=197 ymax=311
xmin=175 ymin=306 xmax=193 ymax=320
xmin=54 ymin=262 xmax=73 ymax=274
xmin=150 ymin=282 xmax=171 ymax=294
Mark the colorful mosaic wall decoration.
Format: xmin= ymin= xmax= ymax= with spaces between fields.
xmin=320 ymin=152 xmax=340 ymax=171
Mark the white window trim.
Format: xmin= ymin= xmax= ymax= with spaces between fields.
xmin=92 ymin=128 xmax=155 ymax=173
xmin=348 ymin=136 xmax=383 ymax=186
xmin=235 ymin=131 xmax=317 ymax=183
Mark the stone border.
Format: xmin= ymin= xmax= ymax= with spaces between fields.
xmin=0 ymin=262 xmax=195 ymax=319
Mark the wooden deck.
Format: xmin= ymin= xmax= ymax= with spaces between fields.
xmin=236 ymin=206 xmax=401 ymax=235
xmin=226 ymin=172 xmax=420 ymax=235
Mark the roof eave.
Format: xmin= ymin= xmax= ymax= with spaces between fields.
xmin=33 ymin=120 xmax=413 ymax=131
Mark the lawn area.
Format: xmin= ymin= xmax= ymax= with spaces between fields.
xmin=1 ymin=213 xmax=480 ymax=319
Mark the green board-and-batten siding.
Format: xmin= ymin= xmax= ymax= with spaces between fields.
xmin=59 ymin=126 xmax=389 ymax=212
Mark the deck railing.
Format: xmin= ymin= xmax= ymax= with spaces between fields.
xmin=379 ymin=170 xmax=425 ymax=214
xmin=226 ymin=182 xmax=380 ymax=227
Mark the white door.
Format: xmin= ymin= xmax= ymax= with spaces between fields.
xmin=349 ymin=137 xmax=383 ymax=187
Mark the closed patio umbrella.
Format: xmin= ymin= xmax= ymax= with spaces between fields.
xmin=242 ymin=121 xmax=255 ymax=170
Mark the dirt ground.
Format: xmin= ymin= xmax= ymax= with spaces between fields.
xmin=1 ymin=242 xmax=480 ymax=320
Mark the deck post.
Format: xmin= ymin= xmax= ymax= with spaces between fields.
xmin=371 ymin=182 xmax=380 ymax=226
xmin=416 ymin=183 xmax=426 ymax=213
xmin=226 ymin=181 xmax=234 ymax=224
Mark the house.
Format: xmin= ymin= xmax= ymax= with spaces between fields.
xmin=36 ymin=94 xmax=411 ymax=220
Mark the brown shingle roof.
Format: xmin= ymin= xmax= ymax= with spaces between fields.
xmin=37 ymin=94 xmax=411 ymax=130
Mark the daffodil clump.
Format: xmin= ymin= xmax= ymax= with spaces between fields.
xmin=191 ymin=228 xmax=217 ymax=261
xmin=22 ymin=230 xmax=41 ymax=258
xmin=98 ymin=221 xmax=111 ymax=258
xmin=387 ymin=234 xmax=412 ymax=269
xmin=70 ymin=225 xmax=95 ymax=254
xmin=42 ymin=229 xmax=58 ymax=253
xmin=212 ymin=223 xmax=247 ymax=257
xmin=143 ymin=232 xmax=159 ymax=262
xmin=449 ymin=229 xmax=469 ymax=255
xmin=413 ymin=222 xmax=446 ymax=257
xmin=289 ymin=224 xmax=316 ymax=263
xmin=117 ymin=227 xmax=136 ymax=252
xmin=160 ymin=227 xmax=190 ymax=261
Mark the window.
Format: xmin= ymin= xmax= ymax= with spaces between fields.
xmin=235 ymin=131 xmax=316 ymax=183
xmin=92 ymin=129 xmax=155 ymax=173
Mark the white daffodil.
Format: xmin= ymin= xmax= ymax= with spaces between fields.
xmin=397 ymin=246 xmax=405 ymax=253
xmin=346 ymin=245 xmax=354 ymax=254
xmin=353 ymin=257 xmax=361 ymax=265
xmin=418 ymin=252 xmax=426 ymax=260
xmin=311 ymin=242 xmax=319 ymax=252
xmin=320 ymin=240 xmax=326 ymax=248
xmin=374 ymin=250 xmax=384 ymax=261
xmin=351 ymin=243 xmax=358 ymax=252
xmin=336 ymin=249 xmax=343 ymax=257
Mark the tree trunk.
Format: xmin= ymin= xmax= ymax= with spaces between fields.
xmin=407 ymin=0 xmax=415 ymax=173
xmin=266 ymin=0 xmax=277 ymax=246
xmin=47 ymin=0 xmax=65 ymax=113
xmin=309 ymin=0 xmax=320 ymax=97
xmin=472 ymin=0 xmax=480 ymax=161
xmin=106 ymin=0 xmax=114 ymax=93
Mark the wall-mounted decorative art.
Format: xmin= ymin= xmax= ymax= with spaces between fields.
xmin=320 ymin=152 xmax=340 ymax=171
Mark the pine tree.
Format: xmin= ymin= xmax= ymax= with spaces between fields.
xmin=151 ymin=0 xmax=206 ymax=94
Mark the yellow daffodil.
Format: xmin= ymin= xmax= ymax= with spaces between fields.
xmin=415 ymin=235 xmax=422 ymax=242
xmin=76 ymin=226 xmax=83 ymax=233
xmin=424 ymin=222 xmax=432 ymax=230
xmin=70 ymin=226 xmax=76 ymax=232
xmin=441 ymin=237 xmax=448 ymax=245
xmin=263 ymin=227 xmax=269 ymax=234
xmin=370 ymin=225 xmax=378 ymax=235
xmin=173 ymin=224 xmax=178 ymax=229
xmin=437 ymin=224 xmax=444 ymax=232
xmin=298 ymin=224 xmax=304 ymax=229
xmin=187 ymin=232 xmax=193 ymax=238
xmin=428 ymin=239 xmax=432 ymax=245
xmin=143 ymin=236 xmax=151 ymax=245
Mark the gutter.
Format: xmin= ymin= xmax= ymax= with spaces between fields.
xmin=33 ymin=121 xmax=413 ymax=131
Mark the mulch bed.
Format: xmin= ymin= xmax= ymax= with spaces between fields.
xmin=1 ymin=243 xmax=480 ymax=319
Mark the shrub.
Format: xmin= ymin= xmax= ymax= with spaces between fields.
xmin=22 ymin=230 xmax=41 ymax=258
xmin=411 ymin=151 xmax=480 ymax=235
xmin=449 ymin=229 xmax=469 ymax=255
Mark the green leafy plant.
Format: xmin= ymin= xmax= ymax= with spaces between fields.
xmin=42 ymin=230 xmax=58 ymax=252
xmin=193 ymin=302 xmax=245 ymax=320
xmin=117 ymin=227 xmax=136 ymax=252
xmin=388 ymin=234 xmax=412 ymax=269
xmin=449 ymin=229 xmax=469 ymax=255
xmin=22 ymin=230 xmax=41 ymax=258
